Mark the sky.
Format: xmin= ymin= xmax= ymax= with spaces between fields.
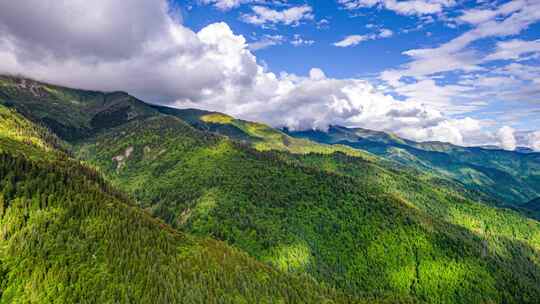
xmin=0 ymin=0 xmax=539 ymax=150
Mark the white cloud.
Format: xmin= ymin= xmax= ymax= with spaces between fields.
xmin=316 ymin=19 xmax=330 ymax=29
xmin=333 ymin=28 xmax=394 ymax=47
xmin=497 ymin=126 xmax=517 ymax=150
xmin=386 ymin=0 xmax=540 ymax=80
xmin=393 ymin=79 xmax=472 ymax=113
xmin=249 ymin=35 xmax=285 ymax=50
xmin=201 ymin=0 xmax=245 ymax=10
xmin=463 ymin=76 xmax=520 ymax=88
xmin=496 ymin=63 xmax=540 ymax=81
xmin=291 ymin=34 xmax=315 ymax=47
xmin=0 ymin=0 xmax=537 ymax=149
xmin=484 ymin=39 xmax=540 ymax=61
xmin=334 ymin=35 xmax=368 ymax=47
xmin=338 ymin=0 xmax=456 ymax=16
xmin=378 ymin=0 xmax=540 ymax=129
xmin=378 ymin=29 xmax=394 ymax=38
xmin=0 ymin=0 xmax=259 ymax=104
xmin=528 ymin=131 xmax=540 ymax=151
xmin=241 ymin=5 xmax=314 ymax=26
xmin=457 ymin=9 xmax=498 ymax=25
xmin=201 ymin=0 xmax=287 ymax=11
xmin=0 ymin=0 xmax=174 ymax=62
xmin=457 ymin=0 xmax=526 ymax=25
xmin=309 ymin=68 xmax=326 ymax=80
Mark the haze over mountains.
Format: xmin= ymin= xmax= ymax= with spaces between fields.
xmin=1 ymin=75 xmax=540 ymax=303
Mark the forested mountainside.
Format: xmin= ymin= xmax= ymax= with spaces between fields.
xmin=285 ymin=126 xmax=540 ymax=208
xmin=0 ymin=99 xmax=355 ymax=303
xmin=148 ymin=106 xmax=540 ymax=213
xmin=1 ymin=75 xmax=540 ymax=303
xmin=523 ymin=197 xmax=540 ymax=219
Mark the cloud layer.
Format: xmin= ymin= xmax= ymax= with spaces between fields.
xmin=0 ymin=0 xmax=538 ymax=150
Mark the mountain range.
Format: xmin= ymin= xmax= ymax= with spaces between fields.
xmin=1 ymin=75 xmax=539 ymax=303
xmin=152 ymin=105 xmax=540 ymax=217
xmin=286 ymin=125 xmax=540 ymax=208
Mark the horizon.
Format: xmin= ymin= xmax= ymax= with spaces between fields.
xmin=0 ymin=0 xmax=539 ymax=150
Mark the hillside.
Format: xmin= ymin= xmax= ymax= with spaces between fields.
xmin=149 ymin=107 xmax=540 ymax=213
xmin=286 ymin=125 xmax=540 ymax=207
xmin=147 ymin=107 xmax=540 ymax=210
xmin=0 ymin=76 xmax=157 ymax=141
xmin=73 ymin=113 xmax=540 ymax=303
xmin=522 ymin=197 xmax=540 ymax=219
xmin=2 ymin=76 xmax=540 ymax=303
xmin=151 ymin=106 xmax=376 ymax=159
xmin=0 ymin=99 xmax=353 ymax=303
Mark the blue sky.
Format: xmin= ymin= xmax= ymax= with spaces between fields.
xmin=0 ymin=0 xmax=539 ymax=149
xmin=183 ymin=1 xmax=442 ymax=76
xmin=182 ymin=0 xmax=457 ymax=76
xmin=181 ymin=0 xmax=540 ymax=133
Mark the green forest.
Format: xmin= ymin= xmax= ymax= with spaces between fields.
xmin=0 ymin=105 xmax=356 ymax=304
xmin=1 ymin=75 xmax=540 ymax=303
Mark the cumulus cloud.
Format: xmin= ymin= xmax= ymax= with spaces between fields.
xmin=0 ymin=0 xmax=537 ymax=149
xmin=497 ymin=126 xmax=517 ymax=150
xmin=338 ymin=0 xmax=456 ymax=16
xmin=241 ymin=5 xmax=314 ymax=26
xmin=0 ymin=0 xmax=259 ymax=104
xmin=0 ymin=0 xmax=173 ymax=62
xmin=309 ymin=68 xmax=326 ymax=80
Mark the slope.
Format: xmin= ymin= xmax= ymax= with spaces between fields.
xmin=522 ymin=197 xmax=540 ymax=219
xmin=151 ymin=105 xmax=375 ymax=159
xmin=3 ymin=76 xmax=540 ymax=303
xmin=0 ymin=75 xmax=157 ymax=141
xmin=286 ymin=125 xmax=540 ymax=206
xmin=74 ymin=112 xmax=540 ymax=303
xmin=0 ymin=107 xmax=353 ymax=303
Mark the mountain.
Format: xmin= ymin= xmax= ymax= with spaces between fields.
xmin=150 ymin=105 xmax=375 ymax=159
xmin=285 ymin=125 xmax=540 ymax=208
xmin=2 ymin=75 xmax=540 ymax=303
xmin=522 ymin=197 xmax=540 ymax=218
xmin=0 ymin=76 xmax=157 ymax=141
xmin=0 ymin=95 xmax=355 ymax=303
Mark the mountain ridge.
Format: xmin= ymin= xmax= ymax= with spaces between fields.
xmin=2 ymin=74 xmax=539 ymax=211
xmin=285 ymin=125 xmax=540 ymax=207
xmin=2 ymin=75 xmax=540 ymax=303
xmin=0 ymin=100 xmax=358 ymax=304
